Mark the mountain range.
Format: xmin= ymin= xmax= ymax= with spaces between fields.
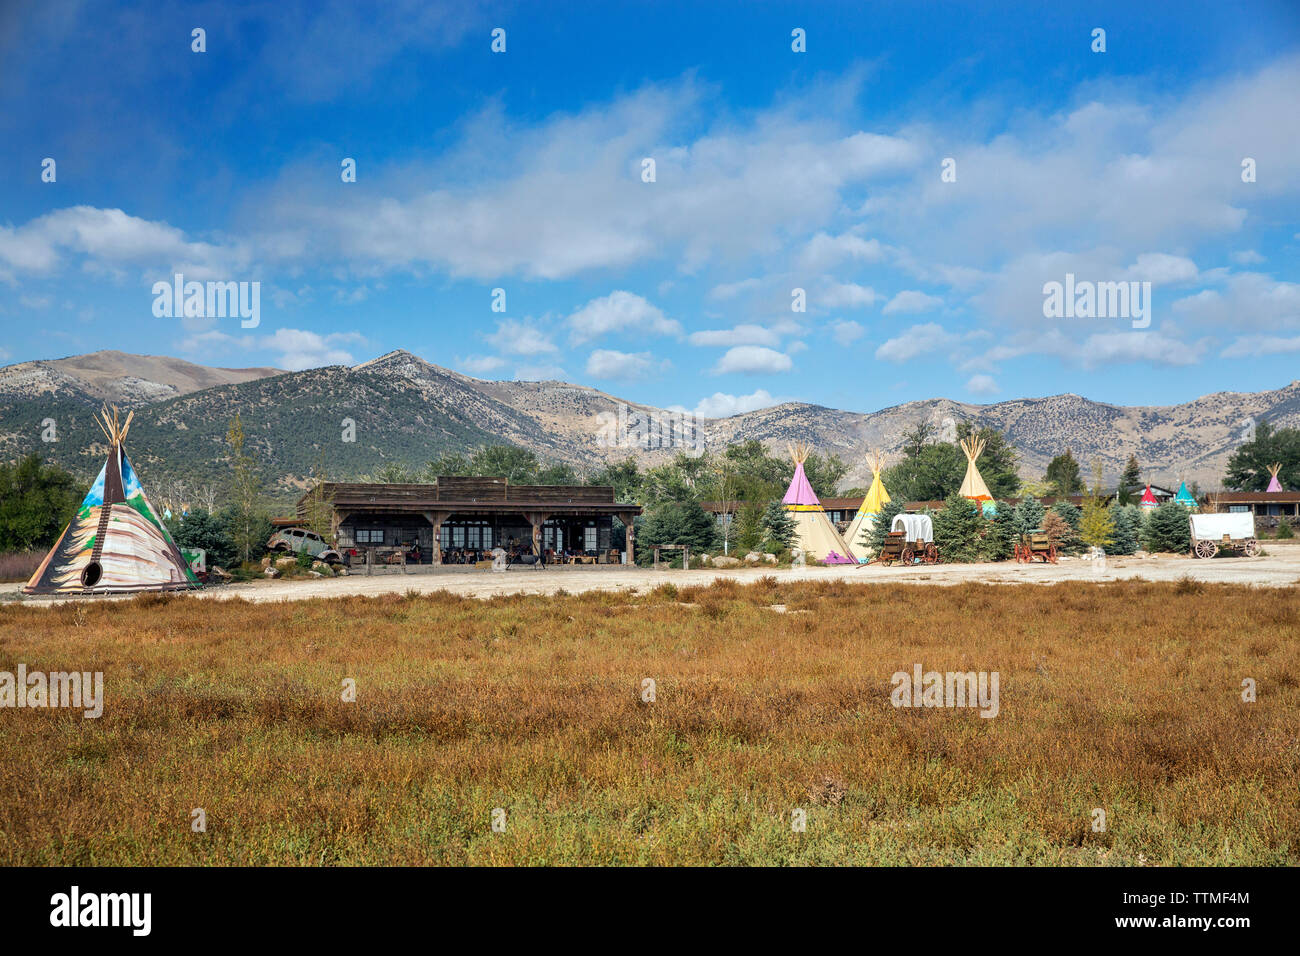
xmin=2 ymin=349 xmax=1296 ymax=503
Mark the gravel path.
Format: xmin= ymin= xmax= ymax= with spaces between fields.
xmin=5 ymin=541 xmax=1298 ymax=605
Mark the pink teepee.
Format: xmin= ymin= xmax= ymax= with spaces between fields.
xmin=1266 ymin=463 xmax=1283 ymax=493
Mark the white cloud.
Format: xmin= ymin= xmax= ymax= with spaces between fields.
xmin=458 ymin=354 xmax=506 ymax=376
xmin=567 ymin=291 xmax=680 ymax=343
xmin=1172 ymin=273 xmax=1300 ymax=331
xmin=1221 ymin=335 xmax=1300 ymax=358
xmin=514 ymin=362 xmax=567 ymax=381
xmin=584 ymin=349 xmax=668 ymax=380
xmin=0 ymin=206 xmax=245 ymax=277
xmin=486 ymin=318 xmax=557 ymax=355
xmin=875 ymin=323 xmax=960 ymax=363
xmin=796 ymin=231 xmax=886 ymax=272
xmin=1125 ymin=253 xmax=1198 ymax=285
xmin=688 ymin=389 xmax=780 ymax=418
xmin=883 ymin=290 xmax=943 ymax=314
xmin=688 ymin=323 xmax=781 ymax=347
xmin=1231 ymin=250 xmax=1265 ymax=265
xmin=264 ymin=329 xmax=366 ymax=370
xmin=965 ymin=374 xmax=999 ymax=395
xmin=708 ymin=278 xmax=763 ymax=300
xmin=1077 ymin=330 xmax=1207 ymax=368
xmin=712 ymin=346 xmax=793 ymax=375
xmin=821 ymin=282 xmax=877 ymax=309
xmin=830 ymin=320 xmax=864 ymax=346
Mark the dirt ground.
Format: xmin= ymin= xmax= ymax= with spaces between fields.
xmin=6 ymin=539 xmax=1298 ymax=605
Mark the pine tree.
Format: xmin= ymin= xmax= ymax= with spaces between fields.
xmin=1110 ymin=504 xmax=1141 ymax=555
xmin=984 ymin=504 xmax=1017 ymax=561
xmin=1119 ymin=454 xmax=1141 ymax=504
xmin=1142 ymin=501 xmax=1192 ymax=554
xmin=759 ymin=501 xmax=797 ymax=552
xmin=1045 ymin=450 xmax=1084 ymax=496
xmin=865 ymin=499 xmax=906 ymax=553
xmin=932 ymin=495 xmax=986 ymax=563
xmin=1012 ymin=496 xmax=1045 ymax=537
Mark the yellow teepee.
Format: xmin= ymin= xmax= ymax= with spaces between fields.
xmin=958 ymin=435 xmax=993 ymax=507
xmin=845 ymin=450 xmax=890 ymax=562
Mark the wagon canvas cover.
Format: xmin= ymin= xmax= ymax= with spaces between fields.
xmin=1189 ymin=513 xmax=1255 ymax=541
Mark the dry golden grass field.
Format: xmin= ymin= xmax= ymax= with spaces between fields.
xmin=0 ymin=577 xmax=1296 ymax=866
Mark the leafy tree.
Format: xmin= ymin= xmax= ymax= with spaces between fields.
xmin=733 ymin=500 xmax=765 ymax=554
xmin=0 ymin=454 xmax=83 ymax=551
xmin=169 ymin=509 xmax=237 ymax=569
xmin=534 ymin=462 xmax=580 ymax=485
xmin=301 ymin=447 xmax=335 ymax=540
xmin=422 ymin=453 xmax=472 ymax=479
xmin=803 ymin=452 xmax=848 ymax=496
xmin=1224 ymin=420 xmax=1300 ymax=491
xmin=226 ymin=413 xmax=267 ymax=564
xmin=759 ymin=502 xmax=797 ymax=553
xmin=218 ymin=505 xmax=274 ymax=564
xmin=469 ymin=446 xmax=539 ymax=483
xmin=1142 ymin=501 xmax=1192 ymax=554
xmin=1045 ymin=450 xmax=1084 ymax=497
xmin=883 ymin=443 xmax=966 ymax=502
xmin=588 ymin=459 xmax=642 ymax=502
xmin=931 ymin=495 xmax=986 ymax=563
xmin=1080 ymin=498 xmax=1115 ymax=551
xmin=1011 ymin=497 xmax=1045 ymax=537
xmin=635 ymin=500 xmax=718 ymax=566
xmin=1041 ymin=511 xmax=1072 ymax=550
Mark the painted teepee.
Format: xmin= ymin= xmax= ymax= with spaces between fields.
xmin=1266 ymin=463 xmax=1283 ymax=493
xmin=1173 ymin=478 xmax=1198 ymax=509
xmin=24 ymin=406 xmax=200 ymax=595
xmin=783 ymin=442 xmax=855 ymax=564
xmin=1139 ymin=482 xmax=1158 ymax=509
xmin=845 ymin=450 xmax=890 ymax=562
xmin=958 ymin=435 xmax=995 ymax=514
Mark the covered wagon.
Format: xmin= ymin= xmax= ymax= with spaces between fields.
xmin=870 ymin=513 xmax=939 ymax=566
xmin=1189 ymin=512 xmax=1259 ymax=558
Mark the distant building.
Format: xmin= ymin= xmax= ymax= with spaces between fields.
xmin=288 ymin=476 xmax=641 ymax=564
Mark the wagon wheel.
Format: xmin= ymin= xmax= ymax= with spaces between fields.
xmin=901 ymin=547 xmax=915 ymax=565
xmin=925 ymin=543 xmax=939 ymax=564
xmin=1194 ymin=539 xmax=1217 ymax=559
xmin=1047 ymin=545 xmax=1058 ymax=564
xmin=1243 ymin=538 xmax=1260 ymax=557
xmin=1014 ymin=542 xmax=1026 ymax=563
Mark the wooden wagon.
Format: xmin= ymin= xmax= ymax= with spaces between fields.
xmin=1190 ymin=513 xmax=1259 ymax=558
xmin=872 ymin=514 xmax=939 ymax=566
xmin=1014 ymin=531 xmax=1058 ymax=564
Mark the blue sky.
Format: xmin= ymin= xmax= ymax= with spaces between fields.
xmin=2 ymin=0 xmax=1298 ymax=418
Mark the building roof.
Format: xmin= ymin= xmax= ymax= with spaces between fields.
xmin=1210 ymin=490 xmax=1300 ymax=503
xmin=298 ymin=477 xmax=641 ymax=517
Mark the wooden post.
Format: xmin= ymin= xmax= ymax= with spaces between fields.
xmin=683 ymin=545 xmax=690 ymax=570
xmin=366 ymin=549 xmax=372 ymax=576
xmin=423 ymin=510 xmax=451 ymax=566
xmin=618 ymin=511 xmax=636 ymax=565
xmin=522 ymin=511 xmax=551 ymax=561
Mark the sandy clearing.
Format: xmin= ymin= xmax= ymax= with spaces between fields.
xmin=4 ymin=541 xmax=1298 ymax=605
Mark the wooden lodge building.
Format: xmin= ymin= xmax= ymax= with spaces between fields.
xmin=293 ymin=476 xmax=642 ymax=565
